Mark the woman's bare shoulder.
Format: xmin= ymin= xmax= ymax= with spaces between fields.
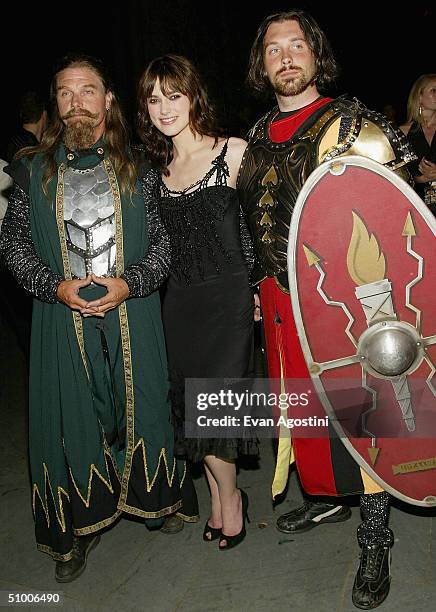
xmin=227 ymin=136 xmax=248 ymax=154
xmin=223 ymin=137 xmax=248 ymax=187
xmin=226 ymin=137 xmax=248 ymax=167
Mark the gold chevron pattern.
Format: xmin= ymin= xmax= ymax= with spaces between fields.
xmin=132 ymin=439 xmax=178 ymax=493
xmin=32 ymin=463 xmax=70 ymax=533
xmin=69 ymin=449 xmax=116 ymax=508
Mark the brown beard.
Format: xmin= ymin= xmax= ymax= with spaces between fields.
xmin=63 ymin=119 xmax=97 ymax=151
xmin=272 ymin=68 xmax=317 ymax=97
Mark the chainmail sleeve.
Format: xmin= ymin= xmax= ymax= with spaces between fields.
xmin=0 ymin=184 xmax=63 ymax=302
xmin=239 ymin=208 xmax=255 ymax=281
xmin=121 ymin=170 xmax=170 ymax=298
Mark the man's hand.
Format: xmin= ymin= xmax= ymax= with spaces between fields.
xmin=57 ymin=276 xmax=92 ymax=311
xmin=80 ymin=274 xmax=129 ymax=316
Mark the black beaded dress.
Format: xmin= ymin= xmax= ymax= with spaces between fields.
xmin=158 ymin=141 xmax=257 ymax=462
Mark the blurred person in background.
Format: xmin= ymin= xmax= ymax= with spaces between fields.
xmin=6 ymin=91 xmax=48 ymax=162
xmin=400 ymin=74 xmax=436 ymax=215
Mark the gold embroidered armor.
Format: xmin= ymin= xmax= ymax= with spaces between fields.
xmin=237 ymin=97 xmax=416 ymax=292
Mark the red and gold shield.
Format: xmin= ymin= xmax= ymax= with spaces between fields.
xmin=288 ymin=155 xmax=436 ymax=507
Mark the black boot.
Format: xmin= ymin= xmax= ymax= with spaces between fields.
xmin=55 ymin=534 xmax=101 ymax=583
xmin=276 ymin=500 xmax=351 ymax=534
xmin=353 ymin=492 xmax=393 ymax=609
xmin=160 ymin=513 xmax=184 ymax=534
xmin=352 ymin=542 xmax=391 ymax=609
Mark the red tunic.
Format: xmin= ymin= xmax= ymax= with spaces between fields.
xmin=261 ymin=97 xmax=364 ymax=496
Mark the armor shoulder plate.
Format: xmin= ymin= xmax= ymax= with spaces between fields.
xmin=245 ymin=108 xmax=277 ymax=142
xmin=317 ymin=98 xmax=416 ymax=179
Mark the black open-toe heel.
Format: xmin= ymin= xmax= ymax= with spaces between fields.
xmin=203 ymin=521 xmax=222 ymax=542
xmin=219 ymin=489 xmax=250 ymax=550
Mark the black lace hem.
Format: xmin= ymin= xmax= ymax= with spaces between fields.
xmin=167 ymin=368 xmax=259 ymax=462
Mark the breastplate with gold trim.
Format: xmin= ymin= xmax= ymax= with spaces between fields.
xmin=237 ymin=98 xmax=416 ymax=292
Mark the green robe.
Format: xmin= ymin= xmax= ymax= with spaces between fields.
xmin=13 ymin=143 xmax=186 ymax=560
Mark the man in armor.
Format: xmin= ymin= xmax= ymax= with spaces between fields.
xmin=237 ymin=10 xmax=415 ymax=609
xmin=0 ymin=54 xmax=194 ymax=582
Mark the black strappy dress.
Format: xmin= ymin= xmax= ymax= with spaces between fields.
xmin=159 ymin=141 xmax=257 ymax=462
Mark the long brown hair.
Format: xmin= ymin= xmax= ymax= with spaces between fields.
xmin=137 ymin=54 xmax=224 ymax=174
xmin=406 ymin=74 xmax=436 ymax=125
xmin=17 ymin=54 xmax=137 ymax=195
xmin=246 ymin=10 xmax=339 ymax=97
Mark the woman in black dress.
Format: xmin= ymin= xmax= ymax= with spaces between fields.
xmin=137 ymin=55 xmax=258 ymax=549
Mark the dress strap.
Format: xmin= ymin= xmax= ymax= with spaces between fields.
xmin=211 ymin=139 xmax=230 ymax=187
xmin=160 ymin=139 xmax=231 ymax=196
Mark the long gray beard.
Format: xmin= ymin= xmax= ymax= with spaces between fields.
xmin=63 ymin=121 xmax=96 ymax=151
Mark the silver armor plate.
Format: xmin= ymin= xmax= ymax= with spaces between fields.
xmin=63 ymin=163 xmax=116 ymax=278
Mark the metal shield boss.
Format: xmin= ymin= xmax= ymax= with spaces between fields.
xmin=288 ymin=155 xmax=436 ymax=507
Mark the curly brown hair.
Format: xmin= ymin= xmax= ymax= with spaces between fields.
xmin=17 ymin=54 xmax=137 ymax=195
xmin=137 ymin=54 xmax=224 ymax=174
xmin=246 ymin=10 xmax=339 ymax=97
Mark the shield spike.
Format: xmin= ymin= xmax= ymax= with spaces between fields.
xmin=402 ymin=211 xmax=416 ymax=236
xmin=367 ymin=447 xmax=380 ymax=465
xmin=303 ymin=244 xmax=321 ymax=266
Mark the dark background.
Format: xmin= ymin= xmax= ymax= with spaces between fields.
xmin=1 ymin=0 xmax=435 ymax=157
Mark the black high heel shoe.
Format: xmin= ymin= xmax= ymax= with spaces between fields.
xmin=219 ymin=489 xmax=250 ymax=550
xmin=203 ymin=521 xmax=222 ymax=542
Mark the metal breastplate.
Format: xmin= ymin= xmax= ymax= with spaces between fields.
xmin=63 ymin=162 xmax=116 ymax=278
xmin=238 ymin=98 xmax=415 ymax=292
xmin=238 ymin=108 xmax=322 ymax=290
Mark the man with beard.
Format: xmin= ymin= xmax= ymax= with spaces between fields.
xmin=0 ymin=54 xmax=194 ymax=582
xmin=237 ymin=10 xmax=415 ymax=610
